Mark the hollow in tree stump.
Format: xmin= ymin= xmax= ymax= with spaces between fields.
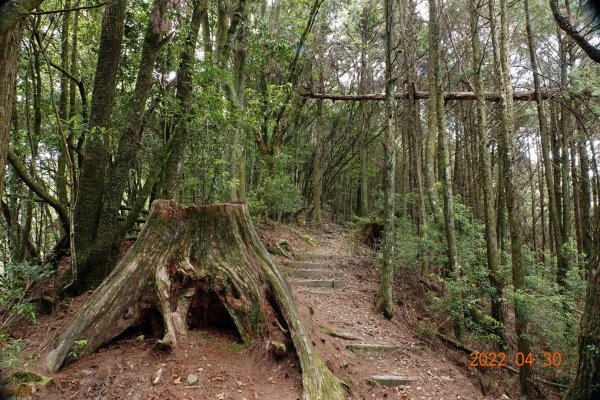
xmin=45 ymin=200 xmax=343 ymax=399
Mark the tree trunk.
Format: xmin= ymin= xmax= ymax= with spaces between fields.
xmin=0 ymin=24 xmax=22 ymax=201
xmin=56 ymin=0 xmax=70 ymax=210
xmin=73 ymin=0 xmax=169 ymax=291
xmin=470 ymin=0 xmax=506 ymax=349
xmin=312 ymin=96 xmax=324 ymax=224
xmin=159 ymin=0 xmax=206 ymax=200
xmin=429 ymin=0 xmax=463 ymax=340
xmin=45 ymin=200 xmax=344 ymax=400
xmin=568 ymin=216 xmax=600 ymax=399
xmin=73 ymin=0 xmax=127 ymax=265
xmin=375 ymin=0 xmax=396 ymax=319
xmin=401 ymin=0 xmax=426 ymax=273
xmin=578 ymin=134 xmax=592 ymax=262
xmin=357 ymin=5 xmax=370 ymax=218
xmin=498 ymin=0 xmax=532 ymax=393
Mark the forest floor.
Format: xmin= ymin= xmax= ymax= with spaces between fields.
xmin=7 ymin=217 xmax=559 ymax=399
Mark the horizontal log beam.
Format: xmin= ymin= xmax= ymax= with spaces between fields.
xmin=301 ymin=87 xmax=563 ymax=102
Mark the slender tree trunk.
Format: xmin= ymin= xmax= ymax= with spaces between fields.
xmin=571 ymin=136 xmax=582 ymax=254
xmin=498 ymin=0 xmax=532 ymax=393
xmin=357 ymin=5 xmax=370 ymax=218
xmin=312 ymin=97 xmax=324 ymax=224
xmin=525 ymin=0 xmax=569 ymax=286
xmin=429 ymin=0 xmax=458 ymax=278
xmin=470 ymin=0 xmax=506 ymax=349
xmin=56 ymin=2 xmax=70 ymax=210
xmin=429 ymin=0 xmax=462 ymax=339
xmin=159 ymin=0 xmax=205 ymax=200
xmin=578 ymin=134 xmax=592 ymax=262
xmin=375 ymin=0 xmax=396 ymax=319
xmin=558 ymin=35 xmax=572 ymax=289
xmin=402 ymin=0 xmax=426 ymax=273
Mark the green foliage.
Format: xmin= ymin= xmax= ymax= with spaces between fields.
xmin=0 ymin=334 xmax=26 ymax=368
xmin=391 ymin=200 xmax=496 ymax=339
xmin=519 ymin=258 xmax=582 ymax=368
xmin=0 ymin=262 xmax=54 ymax=328
xmin=390 ymin=193 xmax=586 ymax=367
xmin=252 ymin=173 xmax=303 ymax=220
xmin=67 ymin=339 xmax=88 ymax=361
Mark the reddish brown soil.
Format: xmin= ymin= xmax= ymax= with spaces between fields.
xmin=7 ymin=217 xmax=565 ymax=399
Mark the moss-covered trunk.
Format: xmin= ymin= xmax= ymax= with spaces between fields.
xmin=45 ymin=200 xmax=343 ymax=400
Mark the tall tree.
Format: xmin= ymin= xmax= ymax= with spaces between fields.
xmin=470 ymin=0 xmax=505 ymax=348
xmin=74 ymin=0 xmax=171 ymax=290
xmin=159 ymin=0 xmax=206 ymax=200
xmin=497 ymin=0 xmax=532 ymax=393
xmin=72 ymin=0 xmax=127 ymax=278
xmin=375 ymin=0 xmax=396 ymax=319
xmin=0 ymin=0 xmax=45 ymax=200
xmin=429 ymin=0 xmax=463 ymax=340
xmin=356 ymin=4 xmax=371 ymax=217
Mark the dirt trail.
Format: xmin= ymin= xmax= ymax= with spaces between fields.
xmin=262 ymin=222 xmax=488 ymax=400
xmin=15 ymin=220 xmax=490 ymax=399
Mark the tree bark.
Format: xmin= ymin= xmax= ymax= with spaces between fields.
xmin=356 ymin=5 xmax=370 ymax=217
xmin=470 ymin=0 xmax=505 ymax=349
xmin=159 ymin=0 xmax=206 ymax=200
xmin=73 ymin=0 xmax=170 ymax=291
xmin=56 ymin=0 xmax=70 ymax=210
xmin=45 ymin=200 xmax=344 ymax=400
xmin=312 ymin=96 xmax=324 ymax=224
xmin=375 ymin=0 xmax=396 ymax=320
xmin=72 ymin=0 xmax=127 ymax=266
xmin=498 ymin=0 xmax=532 ymax=393
xmin=568 ymin=214 xmax=600 ymax=399
xmin=0 ymin=23 xmax=22 ymax=202
xmin=577 ymin=134 xmax=592 ymax=262
xmin=0 ymin=0 xmax=45 ymax=35
xmin=429 ymin=0 xmax=462 ymax=340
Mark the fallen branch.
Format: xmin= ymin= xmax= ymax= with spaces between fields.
xmin=302 ymin=87 xmax=563 ymax=102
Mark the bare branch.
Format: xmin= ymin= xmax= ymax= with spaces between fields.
xmin=30 ymin=1 xmax=107 ymax=15
xmin=550 ymin=0 xmax=600 ymax=63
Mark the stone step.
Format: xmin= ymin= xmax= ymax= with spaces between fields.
xmin=322 ymin=325 xmax=363 ymax=340
xmin=346 ymin=344 xmax=400 ymax=356
xmin=286 ymin=261 xmax=332 ymax=270
xmin=293 ymin=280 xmax=344 ymax=288
xmin=285 ymin=269 xmax=342 ymax=278
xmin=293 ymin=253 xmax=339 ymax=261
xmin=368 ymin=375 xmax=417 ymax=388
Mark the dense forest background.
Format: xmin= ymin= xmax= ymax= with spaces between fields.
xmin=1 ymin=0 xmax=600 ymax=398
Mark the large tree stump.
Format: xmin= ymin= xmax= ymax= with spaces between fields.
xmin=45 ymin=200 xmax=343 ymax=399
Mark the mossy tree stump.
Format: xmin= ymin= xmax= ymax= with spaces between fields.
xmin=45 ymin=200 xmax=343 ymax=400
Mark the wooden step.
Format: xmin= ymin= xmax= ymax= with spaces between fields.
xmin=286 ymin=261 xmax=331 ymax=270
xmin=293 ymin=280 xmax=344 ymax=288
xmin=346 ymin=344 xmax=400 ymax=356
xmin=286 ymin=269 xmax=342 ymax=278
xmin=368 ymin=375 xmax=417 ymax=387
